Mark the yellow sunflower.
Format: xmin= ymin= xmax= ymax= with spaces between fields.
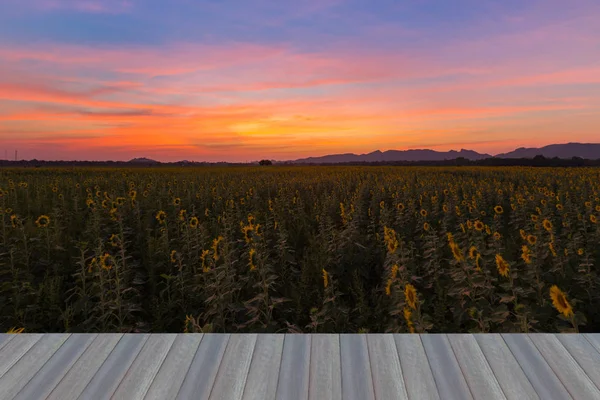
xmin=35 ymin=215 xmax=50 ymax=228
xmin=591 ymin=215 xmax=597 ymax=224
xmin=494 ymin=205 xmax=503 ymax=215
xmin=549 ymin=285 xmax=573 ymax=318
xmin=542 ymin=219 xmax=553 ymax=232
xmin=423 ymin=222 xmax=430 ymax=231
xmin=189 ymin=216 xmax=199 ymax=229
xmin=474 ymin=220 xmax=484 ymax=231
xmin=404 ymin=284 xmax=418 ymax=309
xmin=156 ymin=210 xmax=167 ymax=224
xmin=173 ymin=197 xmax=181 ymax=206
xmin=322 ymin=268 xmax=329 ymax=289
xmin=495 ymin=254 xmax=510 ymax=277
xmin=527 ymin=235 xmax=537 ymax=245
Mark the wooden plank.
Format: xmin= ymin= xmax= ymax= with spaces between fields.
xmin=421 ymin=334 xmax=473 ymax=400
xmin=176 ymin=334 xmax=230 ymax=400
xmin=45 ymin=334 xmax=123 ymax=400
xmin=557 ymin=334 xmax=600 ymax=389
xmin=447 ymin=334 xmax=506 ymax=400
xmin=0 ymin=334 xmax=43 ymax=379
xmin=529 ymin=334 xmax=600 ymax=398
xmin=393 ymin=335 xmax=439 ymax=400
xmin=0 ymin=334 xmax=15 ymax=352
xmin=584 ymin=334 xmax=600 ymax=353
xmin=340 ymin=334 xmax=375 ymax=400
xmin=502 ymin=334 xmax=571 ymax=400
xmin=144 ymin=334 xmax=203 ymax=400
xmin=276 ymin=334 xmax=311 ymax=400
xmin=242 ymin=334 xmax=284 ymax=400
xmin=14 ymin=334 xmax=97 ymax=400
xmin=366 ymin=334 xmax=408 ymax=400
xmin=79 ymin=334 xmax=149 ymax=399
xmin=473 ymin=334 xmax=538 ymax=400
xmin=308 ymin=334 xmax=341 ymax=400
xmin=112 ymin=334 xmax=176 ymax=400
xmin=209 ymin=334 xmax=257 ymax=400
xmin=0 ymin=334 xmax=69 ymax=399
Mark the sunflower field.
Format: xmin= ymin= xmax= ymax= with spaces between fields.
xmin=0 ymin=166 xmax=598 ymax=334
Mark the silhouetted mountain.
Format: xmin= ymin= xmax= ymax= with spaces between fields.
xmin=496 ymin=143 xmax=600 ymax=159
xmin=292 ymin=148 xmax=491 ymax=164
xmin=128 ymin=157 xmax=159 ymax=164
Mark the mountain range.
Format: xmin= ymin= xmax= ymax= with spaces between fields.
xmin=290 ymin=143 xmax=600 ymax=164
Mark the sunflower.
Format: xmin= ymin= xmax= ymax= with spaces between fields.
xmin=86 ymin=198 xmax=96 ymax=209
xmin=35 ymin=215 xmax=50 ymax=228
xmin=548 ymin=242 xmax=557 ymax=257
xmin=249 ymin=248 xmax=257 ymax=271
xmin=549 ymin=285 xmax=573 ymax=318
xmin=494 ymin=205 xmax=503 ymax=215
xmin=156 ymin=210 xmax=167 ymax=224
xmin=403 ymin=307 xmax=415 ymax=333
xmin=495 ymin=254 xmax=510 ymax=277
xmin=391 ymin=264 xmax=399 ymax=280
xmin=128 ymin=190 xmax=137 ymax=199
xmin=468 ymin=246 xmax=477 ymax=260
xmin=531 ymin=214 xmax=539 ymax=222
xmin=527 ymin=235 xmax=537 ymax=245
xmin=591 ymin=215 xmax=597 ymax=224
xmin=493 ymin=232 xmax=501 ymax=241
xmin=467 ymin=220 xmax=473 ymax=229
xmin=423 ymin=222 xmax=430 ymax=231
xmin=7 ymin=327 xmax=25 ymax=334
xmin=542 ymin=219 xmax=553 ymax=232
xmin=115 ymin=197 xmax=126 ymax=206
xmin=322 ymin=268 xmax=329 ymax=289
xmin=420 ymin=209 xmax=427 ymax=217
xmin=520 ymin=229 xmax=527 ymax=240
xmin=170 ymin=250 xmax=177 ymax=263
xmin=596 ymin=205 xmax=600 ymax=212
xmin=577 ymin=248 xmax=584 ymax=256
xmin=474 ymin=220 xmax=484 ymax=231
xmin=99 ymin=253 xmax=112 ymax=270
xmin=189 ymin=216 xmax=199 ymax=229
xmin=404 ymin=284 xmax=417 ymax=309
xmin=109 ymin=234 xmax=119 ymax=247
xmin=521 ymin=245 xmax=532 ymax=264
xmin=385 ymin=279 xmax=393 ymax=296
xmin=173 ymin=197 xmax=181 ymax=206
xmin=178 ymin=209 xmax=187 ymax=222
xmin=101 ymin=199 xmax=110 ymax=209
xmin=442 ymin=204 xmax=448 ymax=213
xmin=200 ymin=249 xmax=210 ymax=273
xmin=10 ymin=214 xmax=18 ymax=228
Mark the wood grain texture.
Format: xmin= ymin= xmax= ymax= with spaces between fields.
xmin=14 ymin=334 xmax=97 ymax=400
xmin=45 ymin=334 xmax=123 ymax=400
xmin=556 ymin=334 xmax=600 ymax=390
xmin=242 ymin=334 xmax=284 ymax=400
xmin=176 ymin=334 xmax=230 ymax=400
xmin=276 ymin=334 xmax=311 ymax=400
xmin=79 ymin=333 xmax=149 ymax=400
xmin=421 ymin=334 xmax=473 ymax=400
xmin=366 ymin=334 xmax=408 ymax=400
xmin=447 ymin=334 xmax=506 ymax=400
xmin=393 ymin=335 xmax=440 ymax=400
xmin=0 ymin=334 xmax=69 ymax=399
xmin=209 ymin=334 xmax=257 ymax=400
xmin=502 ymin=334 xmax=571 ymax=400
xmin=0 ymin=334 xmax=15 ymax=352
xmin=112 ymin=334 xmax=176 ymax=400
xmin=584 ymin=334 xmax=600 ymax=353
xmin=473 ymin=334 xmax=539 ymax=400
xmin=308 ymin=334 xmax=341 ymax=400
xmin=529 ymin=334 xmax=600 ymax=398
xmin=340 ymin=334 xmax=375 ymax=400
xmin=0 ymin=334 xmax=43 ymax=379
xmin=144 ymin=334 xmax=203 ymax=400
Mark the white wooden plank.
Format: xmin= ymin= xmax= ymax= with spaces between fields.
xmin=276 ymin=334 xmax=311 ymax=400
xmin=79 ymin=333 xmax=149 ymax=399
xmin=393 ymin=335 xmax=440 ymax=400
xmin=473 ymin=334 xmax=539 ymax=400
xmin=421 ymin=334 xmax=473 ymax=400
xmin=502 ymin=334 xmax=571 ymax=400
xmin=46 ymin=334 xmax=123 ymax=400
xmin=209 ymin=334 xmax=257 ymax=400
xmin=584 ymin=334 xmax=600 ymax=354
xmin=366 ymin=334 xmax=408 ymax=400
xmin=176 ymin=334 xmax=230 ymax=400
xmin=308 ymin=334 xmax=341 ymax=400
xmin=14 ymin=334 xmax=97 ymax=400
xmin=447 ymin=334 xmax=506 ymax=400
xmin=242 ymin=334 xmax=284 ymax=400
xmin=0 ymin=334 xmax=69 ymax=399
xmin=112 ymin=334 xmax=176 ymax=400
xmin=340 ymin=334 xmax=375 ymax=400
xmin=0 ymin=334 xmax=15 ymax=352
xmin=529 ymin=334 xmax=600 ymax=398
xmin=144 ymin=334 xmax=203 ymax=400
xmin=0 ymin=334 xmax=43 ymax=379
xmin=557 ymin=334 xmax=600 ymax=389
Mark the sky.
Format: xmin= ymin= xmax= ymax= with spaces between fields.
xmin=0 ymin=0 xmax=599 ymax=162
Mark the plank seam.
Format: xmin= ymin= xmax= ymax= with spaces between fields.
xmin=391 ymin=335 xmax=410 ymax=400
xmin=111 ymin=334 xmax=157 ymax=398
xmin=418 ymin=334 xmax=442 ymax=400
xmin=0 ymin=334 xmax=44 ymax=380
xmin=273 ymin=333 xmax=287 ymax=400
xmin=469 ymin=335 xmax=509 ymax=400
xmin=205 ymin=334 xmax=232 ymax=400
xmin=0 ymin=334 xmax=16 ymax=352
xmin=583 ymin=334 xmax=600 ymax=356
xmin=173 ymin=333 xmax=206 ymax=400
xmin=47 ymin=334 xmax=121 ymax=400
xmin=553 ymin=334 xmax=600 ymax=393
xmin=9 ymin=334 xmax=71 ymax=397
xmin=444 ymin=334 xmax=475 ymax=400
xmin=237 ymin=335 xmax=259 ymax=400
xmin=363 ymin=335 xmax=377 ymax=400
xmin=138 ymin=334 xmax=177 ymax=400
xmin=306 ymin=335 xmax=312 ymax=400
xmin=338 ymin=334 xmax=343 ymax=400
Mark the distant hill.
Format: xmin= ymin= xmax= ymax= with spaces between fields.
xmin=496 ymin=143 xmax=600 ymax=159
xmin=128 ymin=157 xmax=159 ymax=164
xmin=292 ymin=149 xmax=491 ymax=164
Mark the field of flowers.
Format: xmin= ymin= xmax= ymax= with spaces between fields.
xmin=0 ymin=166 xmax=598 ymax=334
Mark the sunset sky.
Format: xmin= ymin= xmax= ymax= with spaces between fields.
xmin=1 ymin=0 xmax=599 ymax=162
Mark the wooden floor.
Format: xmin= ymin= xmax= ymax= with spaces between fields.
xmin=0 ymin=334 xmax=599 ymax=400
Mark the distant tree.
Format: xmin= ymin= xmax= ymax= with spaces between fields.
xmin=259 ymin=159 xmax=273 ymax=166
